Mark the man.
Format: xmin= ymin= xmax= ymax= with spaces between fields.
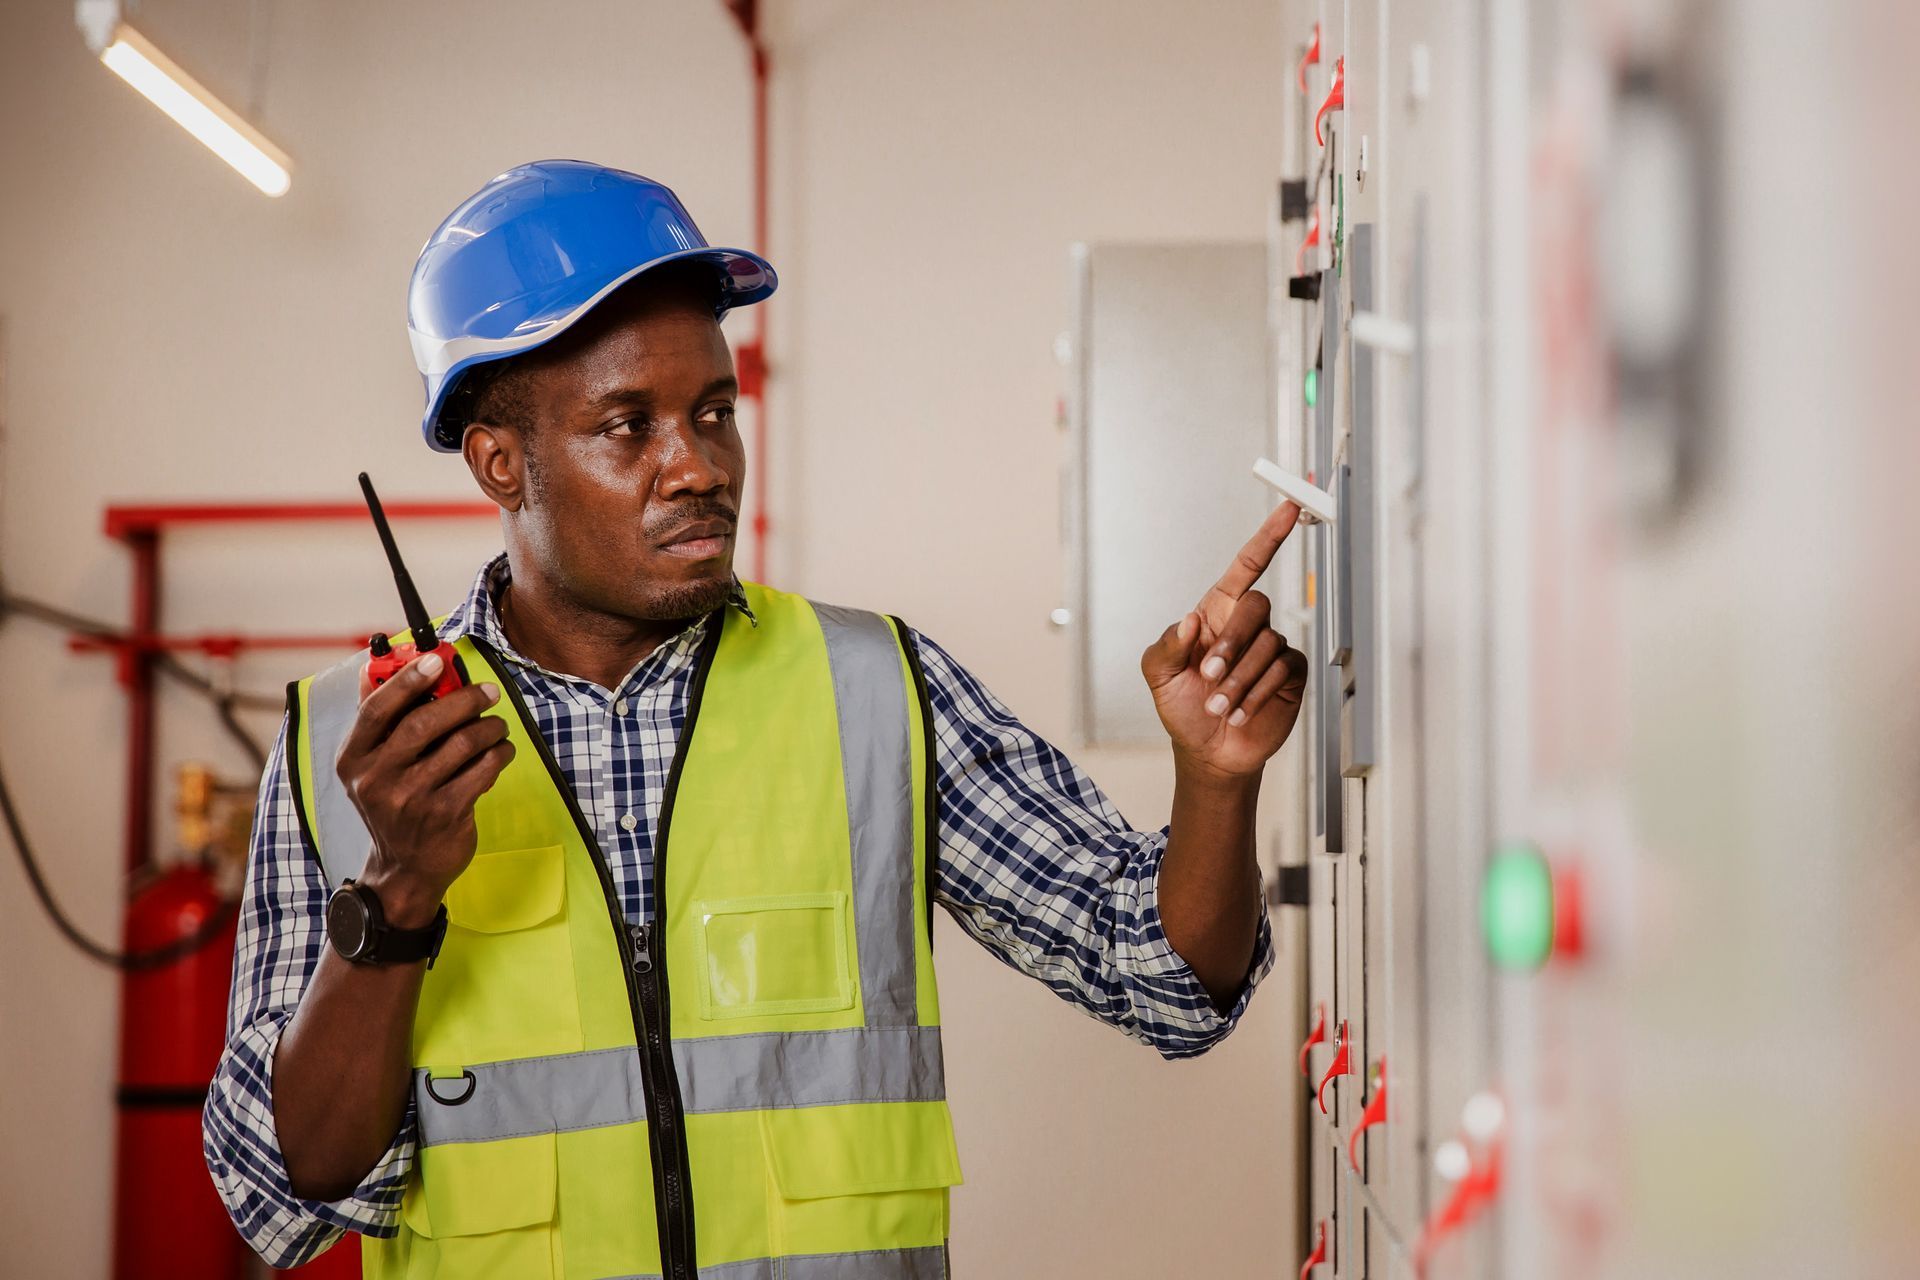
xmin=203 ymin=160 xmax=1308 ymax=1279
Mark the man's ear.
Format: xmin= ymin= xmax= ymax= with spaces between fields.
xmin=463 ymin=421 xmax=525 ymax=512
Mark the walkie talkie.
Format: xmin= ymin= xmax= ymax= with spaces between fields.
xmin=359 ymin=472 xmax=468 ymax=699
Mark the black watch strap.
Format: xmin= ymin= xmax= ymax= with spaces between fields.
xmin=332 ymin=879 xmax=449 ymax=967
xmin=374 ymin=900 xmax=449 ymax=965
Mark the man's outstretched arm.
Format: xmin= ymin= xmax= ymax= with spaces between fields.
xmin=911 ymin=629 xmax=1277 ymax=1059
xmin=1140 ymin=501 xmax=1309 ymax=1007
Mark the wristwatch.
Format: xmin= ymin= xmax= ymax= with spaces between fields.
xmin=326 ymin=879 xmax=448 ymax=966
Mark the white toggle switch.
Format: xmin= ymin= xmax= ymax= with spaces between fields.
xmin=1252 ymin=457 xmax=1337 ymax=525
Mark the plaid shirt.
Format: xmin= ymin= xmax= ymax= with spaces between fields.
xmin=202 ymin=553 xmax=1273 ymax=1266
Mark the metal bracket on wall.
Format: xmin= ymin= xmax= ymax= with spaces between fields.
xmin=1343 ymin=223 xmax=1379 ymax=776
xmin=1280 ymin=177 xmax=1312 ymax=223
xmin=1313 ymin=265 xmax=1344 ymax=851
xmin=1271 ymin=862 xmax=1311 ymax=907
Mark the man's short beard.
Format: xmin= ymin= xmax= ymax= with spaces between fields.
xmin=641 ymin=573 xmax=735 ymax=622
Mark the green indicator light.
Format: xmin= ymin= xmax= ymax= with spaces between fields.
xmin=1304 ymin=368 xmax=1319 ymax=408
xmin=1482 ymin=842 xmax=1554 ymax=971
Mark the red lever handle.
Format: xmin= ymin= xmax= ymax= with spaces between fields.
xmin=1297 ymin=1001 xmax=1327 ymax=1077
xmin=1414 ymin=1169 xmax=1475 ymax=1277
xmin=1315 ymin=56 xmax=1346 ymax=147
xmin=1316 ymin=1019 xmax=1350 ymax=1114
xmin=1414 ymin=1152 xmax=1502 ymax=1277
xmin=1348 ymin=1056 xmax=1388 ymax=1171
xmin=1294 ymin=206 xmax=1322 ymax=277
xmin=1299 ymin=1218 xmax=1328 ymax=1280
xmin=1296 ymin=22 xmax=1322 ymax=94
xmin=1413 ymin=1097 xmax=1507 ymax=1277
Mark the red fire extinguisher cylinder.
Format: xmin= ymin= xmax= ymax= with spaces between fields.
xmin=112 ymin=863 xmax=243 ymax=1280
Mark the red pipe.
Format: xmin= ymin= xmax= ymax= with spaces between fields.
xmin=724 ymin=0 xmax=772 ymax=582
xmin=70 ymin=632 xmax=392 ymax=658
xmin=124 ymin=533 xmax=158 ymax=876
xmin=105 ymin=501 xmax=495 ymax=539
xmin=751 ymin=41 xmax=769 ymax=583
xmin=92 ymin=500 xmax=498 ymax=876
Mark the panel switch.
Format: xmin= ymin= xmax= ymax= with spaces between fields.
xmin=1254 ymin=457 xmax=1338 ymax=525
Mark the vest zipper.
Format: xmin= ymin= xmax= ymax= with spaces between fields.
xmin=618 ymin=914 xmax=696 ymax=1280
xmin=632 ymin=610 xmax=726 ymax=1280
xmin=469 ymin=629 xmax=723 ymax=1280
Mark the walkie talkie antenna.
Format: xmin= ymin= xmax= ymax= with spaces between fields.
xmin=358 ymin=472 xmax=441 ymax=653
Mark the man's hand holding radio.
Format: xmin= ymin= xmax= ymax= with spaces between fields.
xmin=336 ymin=651 xmax=515 ymax=929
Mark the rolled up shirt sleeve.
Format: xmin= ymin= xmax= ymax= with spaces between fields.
xmin=911 ymin=630 xmax=1274 ymax=1059
xmin=201 ymin=719 xmax=415 ymax=1268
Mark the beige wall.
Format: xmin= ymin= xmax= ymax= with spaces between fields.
xmin=0 ymin=1 xmax=1296 ymax=1275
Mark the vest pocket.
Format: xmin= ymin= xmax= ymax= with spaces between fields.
xmin=416 ymin=844 xmax=581 ymax=1067
xmin=445 ymin=843 xmax=565 ymax=932
xmin=693 ymin=892 xmax=853 ymax=1020
xmin=759 ymin=1101 xmax=961 ymax=1258
xmin=400 ymin=1131 xmax=558 ymax=1278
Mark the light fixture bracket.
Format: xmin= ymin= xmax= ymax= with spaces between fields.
xmin=76 ymin=0 xmax=121 ymax=55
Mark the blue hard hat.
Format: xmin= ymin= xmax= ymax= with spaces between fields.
xmin=407 ymin=160 xmax=776 ymax=451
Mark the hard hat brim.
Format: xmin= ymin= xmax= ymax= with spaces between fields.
xmin=415 ymin=244 xmax=775 ymax=452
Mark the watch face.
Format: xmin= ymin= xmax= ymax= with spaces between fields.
xmin=327 ymin=887 xmax=372 ymax=958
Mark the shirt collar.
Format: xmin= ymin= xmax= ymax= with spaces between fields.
xmin=438 ymin=551 xmax=757 ymax=682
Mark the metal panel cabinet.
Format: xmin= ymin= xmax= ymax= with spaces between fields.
xmin=1276 ymin=0 xmax=1503 ymax=1276
xmin=1062 ymin=242 xmax=1274 ymax=746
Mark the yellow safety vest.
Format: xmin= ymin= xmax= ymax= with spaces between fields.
xmin=287 ymin=582 xmax=960 ymax=1279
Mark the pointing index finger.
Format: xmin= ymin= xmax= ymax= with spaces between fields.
xmin=1209 ymin=502 xmax=1301 ymax=602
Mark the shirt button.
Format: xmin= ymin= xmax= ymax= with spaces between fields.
xmin=619 ymin=813 xmax=638 ymax=832
xmin=614 ymin=698 xmax=630 ymax=716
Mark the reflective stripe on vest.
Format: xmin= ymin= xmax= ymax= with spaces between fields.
xmin=287 ymin=582 xmax=957 ymax=1280
xmin=811 ymin=602 xmax=918 ymax=1030
xmin=597 ymin=1246 xmax=948 ymax=1280
xmin=412 ymin=1024 xmax=946 ymax=1147
xmin=292 ymin=647 xmax=372 ymax=888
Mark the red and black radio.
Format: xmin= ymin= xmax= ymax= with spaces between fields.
xmin=358 ymin=471 xmax=469 ymax=697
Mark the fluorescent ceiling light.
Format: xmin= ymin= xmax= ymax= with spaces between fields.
xmin=97 ymin=24 xmax=292 ymax=197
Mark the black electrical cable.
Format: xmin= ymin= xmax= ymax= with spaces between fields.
xmin=209 ymin=686 xmax=268 ymax=772
xmin=0 ymin=746 xmax=236 ymax=970
xmin=0 ymin=587 xmax=278 ymax=967
xmin=0 ymin=589 xmax=276 ymax=765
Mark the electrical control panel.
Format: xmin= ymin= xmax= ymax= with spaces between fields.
xmin=1273 ymin=2 xmax=1617 ymax=1276
xmin=1258 ymin=3 xmax=1917 ymax=1279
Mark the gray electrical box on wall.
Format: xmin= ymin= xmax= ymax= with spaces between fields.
xmin=1063 ymin=242 xmax=1274 ymax=746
